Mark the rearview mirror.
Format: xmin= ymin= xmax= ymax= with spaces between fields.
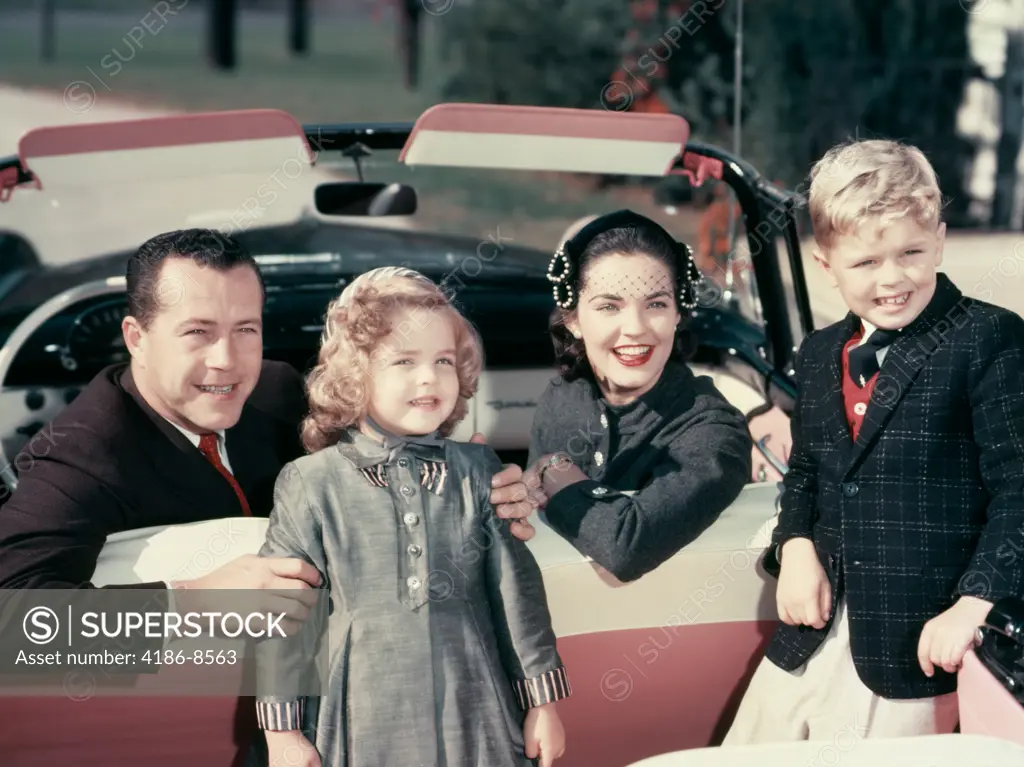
xmin=314 ymin=182 xmax=417 ymax=216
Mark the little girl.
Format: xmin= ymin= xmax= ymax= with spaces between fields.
xmin=254 ymin=267 xmax=569 ymax=767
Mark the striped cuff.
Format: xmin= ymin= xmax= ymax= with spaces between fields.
xmin=513 ymin=666 xmax=572 ymax=709
xmin=256 ymin=699 xmax=304 ymax=731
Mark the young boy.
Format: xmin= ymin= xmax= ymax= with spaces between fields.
xmin=724 ymin=139 xmax=1024 ymax=742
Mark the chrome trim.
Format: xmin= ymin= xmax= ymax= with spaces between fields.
xmin=0 ymin=277 xmax=128 ymax=491
xmin=755 ymin=435 xmax=788 ymax=477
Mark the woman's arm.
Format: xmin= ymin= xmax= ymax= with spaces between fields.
xmin=541 ymin=391 xmax=752 ymax=582
xmin=527 ymin=380 xmax=560 ymax=468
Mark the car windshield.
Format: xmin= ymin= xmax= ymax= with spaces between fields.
xmin=1 ymin=139 xmax=762 ymax=328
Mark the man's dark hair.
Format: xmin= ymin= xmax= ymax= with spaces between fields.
xmin=126 ymin=229 xmax=265 ymax=328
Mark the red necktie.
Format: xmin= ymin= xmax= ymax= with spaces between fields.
xmin=198 ymin=433 xmax=252 ymax=517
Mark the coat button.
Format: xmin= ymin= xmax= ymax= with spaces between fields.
xmin=407 ymin=576 xmax=421 ymax=589
xmin=592 ymin=486 xmax=608 ymax=496
xmin=600 ymin=414 xmax=608 ymax=428
xmin=594 ymin=451 xmax=604 ymax=466
xmin=398 ymin=458 xmax=409 ymax=468
xmin=842 ymin=482 xmax=859 ymax=497
xmin=403 ymin=513 xmax=419 ymax=526
xmin=408 ymin=544 xmax=422 ymax=557
xmin=400 ymin=485 xmax=414 ymax=497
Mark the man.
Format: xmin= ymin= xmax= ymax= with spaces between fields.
xmin=0 ymin=229 xmax=539 ymax=766
xmin=0 ymin=228 xmax=536 ymax=593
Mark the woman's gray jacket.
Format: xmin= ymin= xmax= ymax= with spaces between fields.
xmin=528 ymin=360 xmax=753 ymax=582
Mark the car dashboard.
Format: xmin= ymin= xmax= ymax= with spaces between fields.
xmin=0 ymin=276 xmax=565 ymax=487
xmin=0 ymin=259 xmax=782 ymax=499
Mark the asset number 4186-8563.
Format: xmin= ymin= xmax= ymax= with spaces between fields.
xmin=140 ymin=649 xmax=239 ymax=665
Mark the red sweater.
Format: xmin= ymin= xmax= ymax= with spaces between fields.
xmin=841 ymin=327 xmax=879 ymax=442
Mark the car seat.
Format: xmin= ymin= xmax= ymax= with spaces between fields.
xmin=958 ymin=595 xmax=1024 ymax=747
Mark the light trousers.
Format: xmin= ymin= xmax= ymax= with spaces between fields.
xmin=723 ymin=599 xmax=960 ymax=744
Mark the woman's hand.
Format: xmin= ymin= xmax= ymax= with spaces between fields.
xmin=524 ymin=702 xmax=566 ymax=767
xmin=265 ymin=730 xmax=320 ymax=767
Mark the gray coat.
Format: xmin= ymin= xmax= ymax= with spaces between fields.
xmin=528 ymin=360 xmax=753 ymax=582
xmin=253 ymin=427 xmax=569 ymax=767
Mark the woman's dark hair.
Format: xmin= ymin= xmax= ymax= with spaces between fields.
xmin=547 ymin=210 xmax=701 ymax=382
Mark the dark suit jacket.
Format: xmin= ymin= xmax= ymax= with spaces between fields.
xmin=0 ymin=360 xmax=307 ymax=590
xmin=764 ymin=273 xmax=1024 ymax=699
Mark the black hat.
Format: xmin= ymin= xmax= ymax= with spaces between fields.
xmin=545 ymin=209 xmax=702 ymax=311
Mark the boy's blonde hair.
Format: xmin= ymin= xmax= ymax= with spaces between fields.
xmin=301 ymin=266 xmax=483 ymax=453
xmin=808 ymin=139 xmax=943 ymax=252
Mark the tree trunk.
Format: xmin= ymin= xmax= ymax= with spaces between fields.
xmin=38 ymin=0 xmax=55 ymax=62
xmin=398 ymin=0 xmax=422 ymax=89
xmin=207 ymin=0 xmax=237 ymax=71
xmin=991 ymin=29 xmax=1024 ymax=229
xmin=288 ymin=0 xmax=310 ymax=57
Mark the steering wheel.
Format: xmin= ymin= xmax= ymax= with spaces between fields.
xmin=0 ymin=277 xmax=128 ymax=494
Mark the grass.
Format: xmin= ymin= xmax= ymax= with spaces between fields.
xmin=0 ymin=8 xmax=435 ymax=122
xmin=0 ymin=7 xmax=708 ymax=251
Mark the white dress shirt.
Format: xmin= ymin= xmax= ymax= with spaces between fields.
xmin=164 ymin=419 xmax=234 ymax=475
xmin=857 ymin=318 xmax=895 ymax=368
xmin=159 ymin=420 xmax=233 ymax=600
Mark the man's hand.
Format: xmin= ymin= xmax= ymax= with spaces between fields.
xmin=775 ymin=538 xmax=831 ymax=630
xmin=470 ymin=432 xmax=543 ymax=542
xmin=918 ymin=596 xmax=993 ymax=677
xmin=170 ymin=555 xmax=322 ymax=630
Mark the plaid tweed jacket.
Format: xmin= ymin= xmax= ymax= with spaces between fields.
xmin=764 ymin=273 xmax=1024 ymax=699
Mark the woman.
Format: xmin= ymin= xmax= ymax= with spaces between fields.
xmin=526 ymin=209 xmax=753 ymax=582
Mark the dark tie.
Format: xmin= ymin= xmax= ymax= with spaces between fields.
xmin=848 ymin=328 xmax=901 ymax=387
xmin=198 ymin=433 xmax=252 ymax=517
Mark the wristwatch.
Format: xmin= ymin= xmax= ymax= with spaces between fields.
xmin=539 ymin=453 xmax=573 ymax=485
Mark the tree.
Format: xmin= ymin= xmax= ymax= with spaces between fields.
xmin=440 ymin=0 xmax=631 ymax=108
xmin=439 ymin=1 xmax=982 ymax=224
xmin=732 ymin=0 xmax=980 ymax=224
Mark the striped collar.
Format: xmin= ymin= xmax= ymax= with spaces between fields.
xmin=335 ymin=425 xmax=447 ymax=468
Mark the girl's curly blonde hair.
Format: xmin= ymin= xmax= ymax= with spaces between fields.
xmin=301 ymin=267 xmax=483 ymax=453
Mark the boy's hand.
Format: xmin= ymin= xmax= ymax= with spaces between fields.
xmin=265 ymin=730 xmax=320 ymax=767
xmin=917 ymin=596 xmax=993 ymax=677
xmin=776 ymin=538 xmax=831 ymax=629
xmin=524 ymin=702 xmax=565 ymax=767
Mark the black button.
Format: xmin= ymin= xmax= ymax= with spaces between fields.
xmin=841 ymin=482 xmax=859 ymax=497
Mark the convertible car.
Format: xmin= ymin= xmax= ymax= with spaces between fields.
xmin=0 ymin=104 xmax=1020 ymax=767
